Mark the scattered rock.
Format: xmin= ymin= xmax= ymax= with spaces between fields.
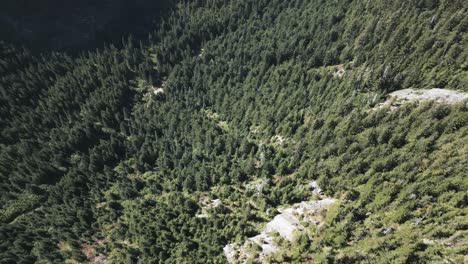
xmin=273 ymin=135 xmax=285 ymax=144
xmin=152 ymin=87 xmax=164 ymax=95
xmin=353 ymin=232 xmax=364 ymax=242
xmin=412 ymin=217 xmax=423 ymax=226
xmin=198 ymin=48 xmax=205 ymax=58
xmin=307 ymin=180 xmax=322 ymax=194
xmin=423 ymin=238 xmax=435 ymax=245
xmin=246 ymin=178 xmax=269 ymax=194
xmin=195 ymin=213 xmax=208 ymax=218
xmin=382 ymin=226 xmax=394 ymax=235
xmin=196 ymin=198 xmax=221 ymax=218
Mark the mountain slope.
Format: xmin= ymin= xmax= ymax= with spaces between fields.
xmin=0 ymin=0 xmax=467 ymax=263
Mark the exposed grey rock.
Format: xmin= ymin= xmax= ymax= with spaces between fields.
xmin=224 ymin=196 xmax=336 ymax=263
xmin=373 ymin=88 xmax=468 ymax=111
xmin=382 ymin=226 xmax=394 ymax=235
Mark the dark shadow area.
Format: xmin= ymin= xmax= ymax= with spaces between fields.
xmin=0 ymin=0 xmax=174 ymax=53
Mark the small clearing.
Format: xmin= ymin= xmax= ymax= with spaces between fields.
xmin=375 ymin=88 xmax=468 ymax=111
xmin=81 ymin=241 xmax=107 ymax=264
xmin=224 ymin=182 xmax=336 ymax=263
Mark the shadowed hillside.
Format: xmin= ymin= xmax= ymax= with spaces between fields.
xmin=0 ymin=0 xmax=174 ymax=51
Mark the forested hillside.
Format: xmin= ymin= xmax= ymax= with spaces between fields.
xmin=0 ymin=0 xmax=467 ymax=263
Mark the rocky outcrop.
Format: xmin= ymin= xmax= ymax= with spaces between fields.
xmin=224 ymin=183 xmax=336 ymax=263
xmin=374 ymin=88 xmax=468 ymax=111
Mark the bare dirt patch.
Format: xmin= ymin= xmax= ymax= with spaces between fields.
xmin=81 ymin=242 xmax=107 ymax=264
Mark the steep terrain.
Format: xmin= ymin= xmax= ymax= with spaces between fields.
xmin=224 ymin=182 xmax=336 ymax=263
xmin=0 ymin=0 xmax=467 ymax=263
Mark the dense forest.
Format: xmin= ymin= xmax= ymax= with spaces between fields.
xmin=0 ymin=0 xmax=467 ymax=263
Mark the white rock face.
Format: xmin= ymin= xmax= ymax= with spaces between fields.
xmin=375 ymin=88 xmax=468 ymax=111
xmin=388 ymin=88 xmax=467 ymax=104
xmin=223 ymin=194 xmax=336 ymax=263
xmin=265 ymin=214 xmax=298 ymax=241
xmin=223 ymin=244 xmax=238 ymax=263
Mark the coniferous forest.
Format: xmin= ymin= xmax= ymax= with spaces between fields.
xmin=0 ymin=0 xmax=467 ymax=263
